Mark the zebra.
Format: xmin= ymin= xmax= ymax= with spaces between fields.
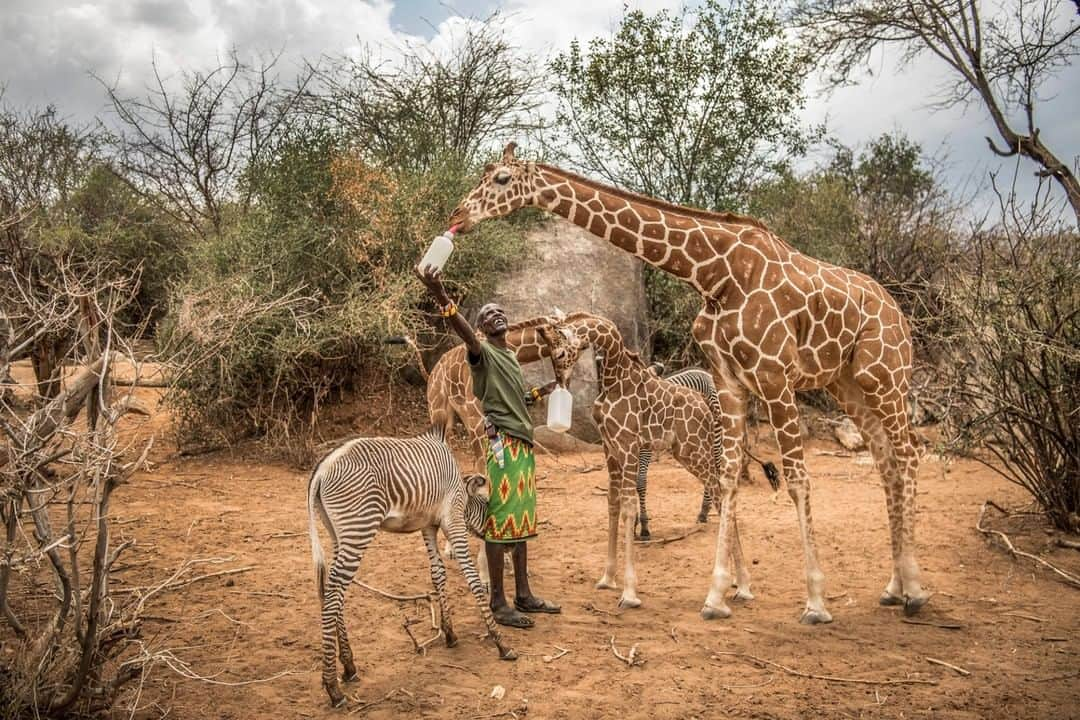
xmin=636 ymin=364 xmax=780 ymax=540
xmin=307 ymin=424 xmax=516 ymax=707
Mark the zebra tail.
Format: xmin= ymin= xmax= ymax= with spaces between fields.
xmin=307 ymin=469 xmax=327 ymax=602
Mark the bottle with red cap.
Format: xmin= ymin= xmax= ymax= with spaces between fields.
xmin=418 ymin=226 xmax=459 ymax=273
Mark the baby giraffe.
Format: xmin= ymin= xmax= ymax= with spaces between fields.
xmin=538 ymin=313 xmax=753 ymax=617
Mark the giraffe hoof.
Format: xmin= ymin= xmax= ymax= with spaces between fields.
xmin=732 ymin=588 xmax=755 ymax=602
xmin=700 ymin=603 xmax=731 ymax=620
xmin=903 ymin=593 xmax=932 ymax=617
xmin=618 ymin=595 xmax=642 ymax=609
xmin=596 ymin=577 xmax=617 ymax=591
xmin=799 ymin=607 xmax=833 ymax=625
xmin=879 ymin=591 xmax=904 ymax=607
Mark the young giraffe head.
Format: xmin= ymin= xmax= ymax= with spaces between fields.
xmin=448 ymin=142 xmax=542 ymax=231
xmin=537 ymin=322 xmax=589 ymax=388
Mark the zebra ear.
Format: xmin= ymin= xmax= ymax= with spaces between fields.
xmin=464 ymin=474 xmax=488 ymax=499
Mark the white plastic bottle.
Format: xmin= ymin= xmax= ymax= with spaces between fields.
xmin=546 ymin=385 xmax=573 ymax=433
xmin=418 ymin=229 xmax=455 ymax=273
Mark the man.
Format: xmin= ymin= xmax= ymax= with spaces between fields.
xmin=418 ymin=266 xmax=561 ymax=628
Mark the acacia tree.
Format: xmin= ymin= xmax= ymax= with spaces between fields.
xmin=549 ymin=0 xmax=818 ymax=361
xmin=102 ymin=51 xmax=311 ymax=237
xmin=549 ymin=0 xmax=817 ymax=210
xmin=309 ymin=16 xmax=544 ymax=170
xmin=792 ymin=0 xmax=1080 ymax=223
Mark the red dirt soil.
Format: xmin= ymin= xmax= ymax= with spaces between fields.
xmin=11 ymin=379 xmax=1080 ymax=719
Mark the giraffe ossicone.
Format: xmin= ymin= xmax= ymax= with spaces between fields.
xmin=450 ymin=142 xmax=931 ymax=623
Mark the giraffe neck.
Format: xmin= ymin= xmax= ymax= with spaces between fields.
xmin=579 ymin=320 xmax=639 ymax=392
xmin=490 ymin=325 xmax=547 ymax=363
xmin=531 ymin=165 xmax=763 ymax=296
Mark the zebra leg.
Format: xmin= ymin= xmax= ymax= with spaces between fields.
xmin=446 ymin=525 xmax=517 ymax=661
xmin=635 ymin=450 xmax=652 ymax=540
xmin=697 ymin=485 xmax=712 ymax=524
xmin=321 ymin=524 xmax=379 ymax=707
xmin=422 ymin=527 xmax=457 ymax=647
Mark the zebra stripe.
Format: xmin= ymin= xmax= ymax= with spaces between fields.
xmin=307 ymin=426 xmax=514 ymax=707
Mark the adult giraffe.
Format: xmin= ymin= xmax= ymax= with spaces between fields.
xmin=447 ymin=143 xmax=930 ymax=623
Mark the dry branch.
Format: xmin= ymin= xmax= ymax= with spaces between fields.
xmin=712 ymin=652 xmax=938 ymax=686
xmin=609 ymin=636 xmax=645 ymax=667
xmin=926 ymin=657 xmax=971 ymax=677
xmin=976 ymin=501 xmax=1080 ymax=589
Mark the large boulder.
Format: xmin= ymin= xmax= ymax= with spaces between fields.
xmin=488 ymin=217 xmax=649 ymax=443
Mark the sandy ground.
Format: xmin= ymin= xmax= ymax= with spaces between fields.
xmin=6 ymin=376 xmax=1080 ymax=719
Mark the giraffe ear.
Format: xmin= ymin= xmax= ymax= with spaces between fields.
xmin=551 ymin=306 xmax=566 ymax=321
xmin=502 ymin=142 xmax=518 ymax=163
xmin=559 ymin=327 xmax=574 ymax=343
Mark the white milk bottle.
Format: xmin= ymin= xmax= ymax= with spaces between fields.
xmin=546 ymin=385 xmax=573 ymax=433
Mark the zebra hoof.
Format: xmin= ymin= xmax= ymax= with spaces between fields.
xmin=696 ymin=514 xmax=709 ymax=524
xmin=500 ymin=648 xmax=518 ymax=661
xmin=342 ymin=670 xmax=359 ymax=683
xmin=326 ymin=687 xmax=347 ymax=708
xmin=444 ymin=630 xmax=458 ymax=647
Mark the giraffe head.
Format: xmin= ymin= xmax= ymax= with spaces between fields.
xmin=537 ymin=321 xmax=589 ymax=388
xmin=448 ymin=142 xmax=542 ymax=232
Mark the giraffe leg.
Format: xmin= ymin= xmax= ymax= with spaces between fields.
xmin=729 ymin=507 xmax=754 ymax=601
xmin=635 ymin=449 xmax=652 ymax=540
xmin=446 ymin=524 xmax=516 ymax=660
xmin=596 ymin=449 xmax=624 ymax=591
xmin=619 ymin=483 xmax=643 ymax=609
xmin=868 ymin=392 xmax=930 ymax=614
xmin=421 ymin=527 xmax=457 ymax=647
xmin=693 ymin=338 xmax=748 ymax=619
xmin=826 ymin=376 xmax=905 ymax=606
xmin=765 ymin=390 xmax=832 ymax=625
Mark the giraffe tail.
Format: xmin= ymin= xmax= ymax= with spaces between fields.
xmin=744 ymin=446 xmax=781 ymax=491
xmin=384 ymin=335 xmax=429 ymax=382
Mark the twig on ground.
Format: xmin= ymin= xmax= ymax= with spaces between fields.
xmin=226 ymin=589 xmax=293 ymax=599
xmin=610 ymin=636 xmax=645 ymax=667
xmin=976 ymin=501 xmax=1080 ymax=589
xmin=926 ymin=657 xmax=970 ymax=676
xmin=582 ymin=602 xmax=622 ymax=618
xmin=720 ymin=674 xmax=777 ymax=690
xmin=711 ymin=652 xmax=937 ymax=686
xmin=542 ymin=645 xmax=570 ymax=662
xmin=470 ymin=702 xmax=529 ymax=720
xmin=402 ymin=617 xmax=441 ymax=655
xmin=1055 ymin=537 xmax=1080 ymax=551
xmin=1002 ymin=611 xmax=1047 ymax=623
xmin=669 ymin=627 xmax=679 ymax=643
xmin=1041 ymin=636 xmax=1067 ymax=642
xmin=901 ymin=618 xmax=964 ymax=630
xmin=355 ymin=580 xmax=431 ymax=602
xmin=348 ymin=688 xmax=401 ymax=715
xmin=636 ymin=526 xmax=703 ymax=546
xmin=440 ymin=663 xmax=480 ymax=676
xmin=826 ymin=591 xmax=848 ymax=600
xmin=264 ymin=531 xmax=304 ymax=540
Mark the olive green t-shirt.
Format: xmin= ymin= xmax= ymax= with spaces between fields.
xmin=468 ymin=341 xmax=534 ymax=444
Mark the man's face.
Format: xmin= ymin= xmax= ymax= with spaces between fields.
xmin=478 ymin=304 xmax=509 ymax=337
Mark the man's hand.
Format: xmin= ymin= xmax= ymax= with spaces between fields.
xmin=416 ymin=266 xmax=451 ymax=305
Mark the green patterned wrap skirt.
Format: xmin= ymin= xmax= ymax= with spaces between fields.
xmin=483 ymin=431 xmax=538 ymax=543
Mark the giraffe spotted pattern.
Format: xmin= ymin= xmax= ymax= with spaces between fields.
xmin=448 ymin=143 xmax=930 ymax=624
xmin=538 ymin=313 xmax=755 ymax=615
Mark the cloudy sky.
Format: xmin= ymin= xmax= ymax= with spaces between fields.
xmin=2 ymin=0 xmax=1078 ymax=215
